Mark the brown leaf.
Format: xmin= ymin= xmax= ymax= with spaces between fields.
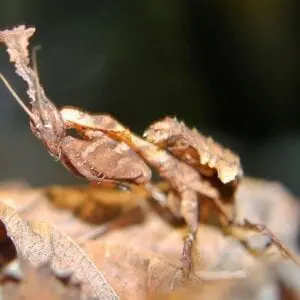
xmin=2 ymin=262 xmax=81 ymax=300
xmin=191 ymin=225 xmax=258 ymax=273
xmin=0 ymin=202 xmax=119 ymax=299
xmin=0 ymin=183 xmax=95 ymax=238
xmin=85 ymin=241 xmax=186 ymax=299
xmin=151 ymin=266 xmax=279 ymax=300
xmin=144 ymin=117 xmax=242 ymax=185
xmin=45 ymin=183 xmax=147 ymax=224
xmin=0 ymin=181 xmax=289 ymax=299
xmin=96 ymin=212 xmax=184 ymax=263
xmin=234 ymin=177 xmax=300 ymax=244
xmin=86 ymin=237 xmax=259 ymax=300
xmin=234 ymin=177 xmax=300 ymax=294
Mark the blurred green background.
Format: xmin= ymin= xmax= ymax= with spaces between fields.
xmin=0 ymin=0 xmax=300 ymax=194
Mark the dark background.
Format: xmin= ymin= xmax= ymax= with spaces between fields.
xmin=0 ymin=0 xmax=300 ymax=194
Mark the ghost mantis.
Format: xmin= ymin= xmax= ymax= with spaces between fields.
xmin=1 ymin=26 xmax=300 ymax=276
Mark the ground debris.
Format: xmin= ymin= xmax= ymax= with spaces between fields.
xmin=2 ymin=261 xmax=81 ymax=300
xmin=0 ymin=200 xmax=118 ymax=300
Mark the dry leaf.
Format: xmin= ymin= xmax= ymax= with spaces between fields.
xmin=234 ymin=177 xmax=300 ymax=245
xmin=45 ymin=183 xmax=147 ymax=224
xmin=234 ymin=177 xmax=300 ymax=295
xmin=0 ymin=181 xmax=295 ymax=299
xmin=0 ymin=201 xmax=119 ymax=300
xmin=86 ymin=233 xmax=266 ymax=299
xmin=2 ymin=261 xmax=81 ymax=300
xmin=86 ymin=241 xmax=188 ymax=299
xmin=191 ymin=224 xmax=259 ymax=273
xmin=151 ymin=267 xmax=280 ymax=300
xmin=0 ymin=183 xmax=96 ymax=238
xmin=95 ymin=212 xmax=184 ymax=263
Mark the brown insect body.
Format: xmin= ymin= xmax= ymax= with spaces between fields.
xmin=25 ymin=80 xmax=150 ymax=185
xmin=59 ymin=106 xmax=222 ymax=272
xmin=37 ymin=105 xmax=152 ymax=185
xmin=60 ymin=108 xmax=217 ymax=196
xmin=0 ymin=26 xmax=239 ymax=275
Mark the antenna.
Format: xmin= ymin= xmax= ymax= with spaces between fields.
xmin=0 ymin=73 xmax=35 ymax=121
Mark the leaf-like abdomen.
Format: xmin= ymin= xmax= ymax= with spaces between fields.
xmin=61 ymin=135 xmax=151 ymax=185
